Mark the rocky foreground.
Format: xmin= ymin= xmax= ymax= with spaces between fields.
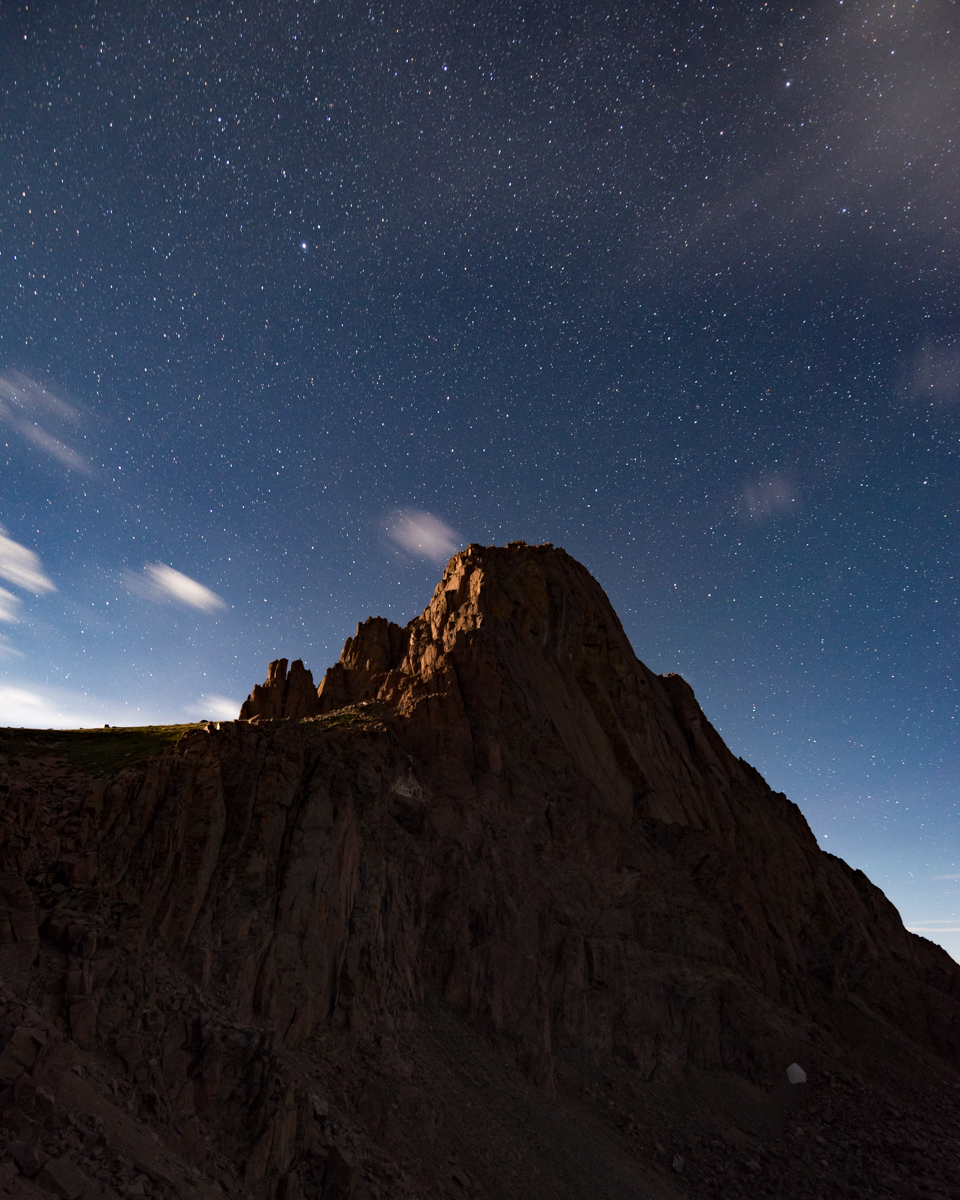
xmin=1 ymin=542 xmax=958 ymax=1200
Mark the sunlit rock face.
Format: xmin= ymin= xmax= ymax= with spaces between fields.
xmin=1 ymin=542 xmax=958 ymax=1200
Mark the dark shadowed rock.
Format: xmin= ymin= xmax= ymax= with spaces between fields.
xmin=0 ymin=542 xmax=958 ymax=1200
xmin=35 ymin=1156 xmax=92 ymax=1199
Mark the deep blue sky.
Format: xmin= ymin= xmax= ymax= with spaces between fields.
xmin=0 ymin=1 xmax=956 ymax=958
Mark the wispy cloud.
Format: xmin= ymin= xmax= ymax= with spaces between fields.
xmin=0 ymin=686 xmax=50 ymax=725
xmin=186 ymin=693 xmax=240 ymax=721
xmin=0 ymin=634 xmax=22 ymax=658
xmin=649 ymin=4 xmax=958 ymax=278
xmin=0 ymin=529 xmax=56 ymax=593
xmin=934 ymin=874 xmax=960 ymax=881
xmin=0 ymin=587 xmax=21 ymax=623
xmin=741 ymin=474 xmax=798 ymax=520
xmin=387 ymin=509 xmax=460 ymax=564
xmin=0 ymin=371 xmax=95 ymax=475
xmin=124 ymin=563 xmax=227 ymax=613
xmin=0 ymin=683 xmax=161 ymax=728
xmin=905 ymin=921 xmax=960 ymax=934
xmin=910 ymin=339 xmax=960 ymax=407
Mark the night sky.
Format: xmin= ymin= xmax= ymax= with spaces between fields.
xmin=0 ymin=2 xmax=956 ymax=958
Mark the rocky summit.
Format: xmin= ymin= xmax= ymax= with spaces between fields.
xmin=0 ymin=543 xmax=958 ymax=1200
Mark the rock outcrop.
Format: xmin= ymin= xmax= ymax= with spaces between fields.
xmin=1 ymin=542 xmax=958 ymax=1200
xmin=239 ymin=657 xmax=322 ymax=721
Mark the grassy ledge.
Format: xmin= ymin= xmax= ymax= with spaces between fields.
xmin=0 ymin=724 xmax=201 ymax=775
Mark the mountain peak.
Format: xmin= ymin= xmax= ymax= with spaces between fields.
xmin=51 ymin=540 xmax=951 ymax=1198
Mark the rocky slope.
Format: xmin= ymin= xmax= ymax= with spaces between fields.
xmin=0 ymin=542 xmax=958 ymax=1200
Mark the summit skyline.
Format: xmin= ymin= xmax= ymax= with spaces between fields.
xmin=0 ymin=1 xmax=956 ymax=958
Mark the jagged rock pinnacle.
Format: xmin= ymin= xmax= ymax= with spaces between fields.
xmin=239 ymin=655 xmax=321 ymax=720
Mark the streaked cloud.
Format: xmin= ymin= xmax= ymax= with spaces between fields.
xmin=125 ymin=563 xmax=227 ymax=612
xmin=0 ymin=529 xmax=56 ymax=593
xmin=907 ymin=916 xmax=960 ymax=936
xmin=0 ymin=683 xmax=159 ymax=728
xmin=742 ymin=474 xmax=798 ymax=520
xmin=651 ymin=3 xmax=958 ymax=277
xmin=0 ymin=685 xmax=49 ymax=724
xmin=0 ymin=370 xmax=95 ymax=474
xmin=0 ymin=685 xmax=104 ymax=727
xmin=0 ymin=587 xmax=21 ymax=622
xmin=387 ymin=509 xmax=460 ymax=564
xmin=186 ymin=693 xmax=241 ymax=721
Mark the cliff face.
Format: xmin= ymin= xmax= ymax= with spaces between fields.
xmin=1 ymin=543 xmax=958 ymax=1200
xmin=313 ymin=541 xmax=959 ymax=1080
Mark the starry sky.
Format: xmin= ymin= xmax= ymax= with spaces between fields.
xmin=0 ymin=1 xmax=956 ymax=957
